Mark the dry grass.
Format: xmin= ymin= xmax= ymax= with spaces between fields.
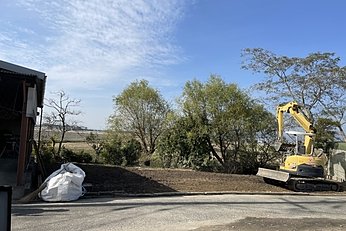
xmin=35 ymin=129 xmax=103 ymax=155
xmin=63 ymin=142 xmax=95 ymax=153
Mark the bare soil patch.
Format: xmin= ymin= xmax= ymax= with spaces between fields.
xmin=74 ymin=163 xmax=290 ymax=194
xmin=44 ymin=163 xmax=346 ymax=195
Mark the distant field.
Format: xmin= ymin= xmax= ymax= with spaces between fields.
xmin=34 ymin=129 xmax=105 ymax=141
xmin=63 ymin=142 xmax=95 ymax=153
xmin=34 ymin=129 xmax=105 ymax=154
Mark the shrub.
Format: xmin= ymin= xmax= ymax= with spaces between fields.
xmin=122 ymin=139 xmax=141 ymax=166
xmin=35 ymin=141 xmax=59 ymax=165
xmin=101 ymin=136 xmax=142 ymax=166
xmin=61 ymin=147 xmax=93 ymax=163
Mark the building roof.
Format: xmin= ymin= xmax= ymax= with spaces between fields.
xmin=0 ymin=60 xmax=46 ymax=107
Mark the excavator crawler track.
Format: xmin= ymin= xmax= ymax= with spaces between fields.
xmin=287 ymin=178 xmax=341 ymax=192
xmin=258 ymin=168 xmax=342 ymax=192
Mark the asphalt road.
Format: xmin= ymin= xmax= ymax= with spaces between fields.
xmin=11 ymin=194 xmax=346 ymax=231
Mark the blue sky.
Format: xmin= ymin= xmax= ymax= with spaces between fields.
xmin=1 ymin=0 xmax=345 ymax=129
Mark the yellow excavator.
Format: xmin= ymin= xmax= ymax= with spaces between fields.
xmin=257 ymin=101 xmax=341 ymax=192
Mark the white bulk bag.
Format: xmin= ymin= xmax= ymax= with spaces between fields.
xmin=40 ymin=163 xmax=86 ymax=202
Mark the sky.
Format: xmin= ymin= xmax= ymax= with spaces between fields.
xmin=1 ymin=0 xmax=345 ymax=129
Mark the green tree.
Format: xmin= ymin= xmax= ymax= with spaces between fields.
xmin=121 ymin=138 xmax=142 ymax=166
xmin=242 ymin=48 xmax=346 ymax=141
xmin=157 ymin=113 xmax=211 ymax=170
xmin=101 ymin=131 xmax=141 ymax=166
xmin=101 ymin=132 xmax=123 ymax=165
xmin=314 ymin=117 xmax=339 ymax=151
xmin=239 ymin=103 xmax=279 ymax=172
xmin=109 ymin=79 xmax=170 ymax=163
xmin=177 ymin=75 xmax=276 ymax=173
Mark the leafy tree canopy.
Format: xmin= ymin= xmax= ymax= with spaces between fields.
xmin=242 ymin=48 xmax=346 ymax=141
xmin=109 ymin=79 xmax=170 ymax=157
xmin=173 ymin=75 xmax=277 ymax=173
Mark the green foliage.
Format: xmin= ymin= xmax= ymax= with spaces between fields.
xmin=149 ymin=152 xmax=165 ymax=168
xmin=157 ymin=75 xmax=277 ymax=173
xmin=101 ymin=133 xmax=123 ymax=165
xmin=156 ymin=113 xmax=212 ymax=170
xmin=36 ymin=141 xmax=58 ymax=165
xmin=242 ymin=48 xmax=346 ymax=141
xmin=157 ymin=115 xmax=192 ymax=168
xmin=109 ymin=79 xmax=170 ymax=157
xmin=101 ymin=131 xmax=141 ymax=166
xmin=314 ymin=117 xmax=340 ymax=151
xmin=61 ymin=147 xmax=93 ymax=163
xmin=38 ymin=145 xmax=92 ymax=165
xmin=122 ymin=139 xmax=142 ymax=166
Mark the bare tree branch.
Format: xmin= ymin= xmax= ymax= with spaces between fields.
xmin=44 ymin=90 xmax=82 ymax=156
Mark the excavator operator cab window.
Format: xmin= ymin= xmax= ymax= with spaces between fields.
xmin=297 ymin=141 xmax=305 ymax=155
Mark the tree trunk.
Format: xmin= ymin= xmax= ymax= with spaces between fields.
xmin=57 ymin=130 xmax=65 ymax=156
xmin=206 ymin=138 xmax=224 ymax=166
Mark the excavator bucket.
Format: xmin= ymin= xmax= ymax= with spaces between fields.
xmin=273 ymin=141 xmax=283 ymax=152
xmin=273 ymin=141 xmax=295 ymax=152
xmin=257 ymin=168 xmax=290 ymax=183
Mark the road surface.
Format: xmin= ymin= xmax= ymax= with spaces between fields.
xmin=11 ymin=194 xmax=346 ymax=231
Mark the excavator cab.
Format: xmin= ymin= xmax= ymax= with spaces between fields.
xmin=274 ymin=130 xmax=311 ymax=155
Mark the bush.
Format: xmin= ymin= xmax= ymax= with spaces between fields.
xmin=34 ymin=141 xmax=59 ymax=165
xmin=149 ymin=152 xmax=164 ymax=168
xmin=61 ymin=147 xmax=93 ymax=163
xmin=101 ymin=137 xmax=141 ymax=166
xmin=122 ymin=139 xmax=141 ymax=166
xmin=101 ymin=140 xmax=123 ymax=165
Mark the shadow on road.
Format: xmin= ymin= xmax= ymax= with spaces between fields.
xmin=12 ymin=196 xmax=345 ymax=212
xmin=12 ymin=208 xmax=69 ymax=216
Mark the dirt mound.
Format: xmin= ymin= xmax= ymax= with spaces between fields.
xmin=77 ymin=163 xmax=290 ymax=193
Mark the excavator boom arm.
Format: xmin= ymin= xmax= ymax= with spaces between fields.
xmin=276 ymin=101 xmax=316 ymax=154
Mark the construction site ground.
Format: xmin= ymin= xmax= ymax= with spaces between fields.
xmin=49 ymin=163 xmax=344 ymax=196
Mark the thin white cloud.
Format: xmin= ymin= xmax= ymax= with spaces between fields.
xmin=0 ymin=0 xmax=189 ymax=89
xmin=0 ymin=0 xmax=191 ymax=129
